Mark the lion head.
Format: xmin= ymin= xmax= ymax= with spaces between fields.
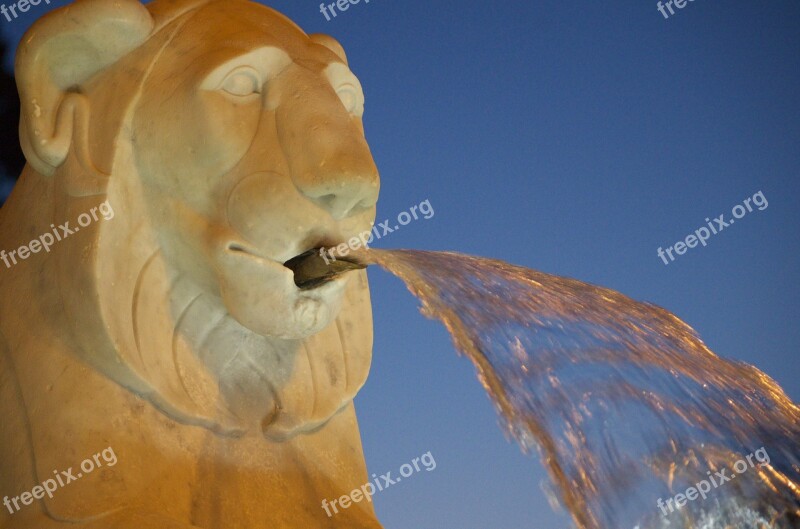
xmin=12 ymin=0 xmax=380 ymax=439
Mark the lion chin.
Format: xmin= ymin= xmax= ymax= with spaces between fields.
xmin=0 ymin=0 xmax=384 ymax=527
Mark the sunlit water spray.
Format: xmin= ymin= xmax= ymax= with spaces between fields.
xmin=360 ymin=249 xmax=800 ymax=529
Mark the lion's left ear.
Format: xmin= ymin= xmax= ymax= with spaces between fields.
xmin=309 ymin=34 xmax=348 ymax=65
xmin=15 ymin=0 xmax=154 ymax=177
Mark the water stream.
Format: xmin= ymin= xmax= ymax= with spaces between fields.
xmin=365 ymin=249 xmax=800 ymax=529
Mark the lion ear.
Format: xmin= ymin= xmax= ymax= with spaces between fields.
xmin=309 ymin=34 xmax=348 ymax=65
xmin=15 ymin=0 xmax=154 ymax=176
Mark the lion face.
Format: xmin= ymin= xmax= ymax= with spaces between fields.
xmin=132 ymin=4 xmax=379 ymax=340
xmin=15 ymin=0 xmax=380 ymax=437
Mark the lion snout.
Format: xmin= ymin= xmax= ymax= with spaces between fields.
xmin=273 ymin=68 xmax=380 ymax=220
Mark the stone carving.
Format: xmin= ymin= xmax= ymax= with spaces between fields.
xmin=0 ymin=0 xmax=382 ymax=527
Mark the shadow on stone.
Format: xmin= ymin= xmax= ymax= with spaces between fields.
xmin=0 ymin=40 xmax=23 ymax=203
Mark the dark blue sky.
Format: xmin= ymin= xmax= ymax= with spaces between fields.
xmin=2 ymin=1 xmax=799 ymax=528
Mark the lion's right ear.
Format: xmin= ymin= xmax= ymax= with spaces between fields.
xmin=15 ymin=0 xmax=154 ymax=176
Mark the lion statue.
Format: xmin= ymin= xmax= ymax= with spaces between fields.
xmin=0 ymin=0 xmax=383 ymax=527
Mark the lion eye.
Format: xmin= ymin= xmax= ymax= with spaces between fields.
xmin=220 ymin=68 xmax=262 ymax=97
xmin=336 ymin=84 xmax=358 ymax=113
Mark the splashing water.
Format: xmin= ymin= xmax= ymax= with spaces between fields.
xmin=364 ymin=249 xmax=800 ymax=529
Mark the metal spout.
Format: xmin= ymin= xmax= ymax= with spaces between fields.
xmin=284 ymin=248 xmax=367 ymax=290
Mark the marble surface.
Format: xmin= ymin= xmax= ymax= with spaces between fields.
xmin=0 ymin=0 xmax=382 ymax=527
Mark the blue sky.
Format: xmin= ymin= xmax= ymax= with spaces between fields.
xmin=2 ymin=1 xmax=799 ymax=528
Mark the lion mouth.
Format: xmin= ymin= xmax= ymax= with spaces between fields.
xmin=284 ymin=248 xmax=366 ymax=290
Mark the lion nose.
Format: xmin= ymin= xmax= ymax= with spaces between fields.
xmin=301 ymin=171 xmax=379 ymax=220
xmin=288 ymin=143 xmax=380 ymax=219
